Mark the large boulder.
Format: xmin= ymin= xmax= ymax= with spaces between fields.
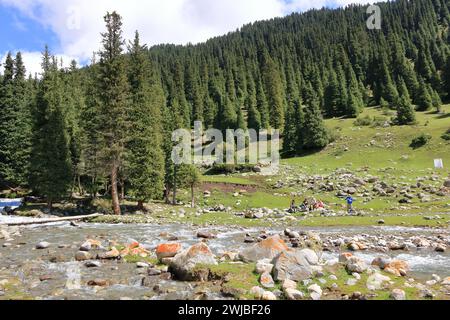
xmin=345 ymin=256 xmax=368 ymax=274
xmin=169 ymin=243 xmax=217 ymax=281
xmin=156 ymin=243 xmax=182 ymax=260
xmin=272 ymin=249 xmax=320 ymax=282
xmin=239 ymin=235 xmax=288 ymax=263
xmin=384 ymin=260 xmax=409 ymax=277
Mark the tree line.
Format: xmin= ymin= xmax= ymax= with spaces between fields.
xmin=1 ymin=0 xmax=450 ymax=213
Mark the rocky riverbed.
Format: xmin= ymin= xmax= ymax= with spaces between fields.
xmin=0 ymin=215 xmax=449 ymax=300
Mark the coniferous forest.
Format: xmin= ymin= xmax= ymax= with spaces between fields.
xmin=1 ymin=0 xmax=450 ymax=213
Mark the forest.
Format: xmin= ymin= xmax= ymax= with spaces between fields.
xmin=0 ymin=0 xmax=450 ymax=214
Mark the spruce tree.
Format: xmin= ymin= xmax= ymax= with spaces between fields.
xmin=302 ymin=84 xmax=329 ymax=150
xmin=416 ymin=78 xmax=433 ymax=111
xmin=127 ymin=31 xmax=166 ymax=210
xmin=29 ymin=50 xmax=73 ymax=210
xmin=97 ymin=12 xmax=130 ymax=215
xmin=395 ymin=79 xmax=417 ymax=125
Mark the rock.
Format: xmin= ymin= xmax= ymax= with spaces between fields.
xmin=441 ymin=277 xmax=450 ymax=286
xmin=250 ymin=286 xmax=266 ymax=299
xmin=261 ymin=291 xmax=277 ymax=301
xmin=238 ymin=235 xmax=288 ymax=263
xmin=169 ymin=243 xmax=217 ymax=281
xmin=156 ymin=243 xmax=182 ymax=260
xmin=371 ymin=257 xmax=391 ymax=270
xmin=79 ymin=241 xmax=92 ymax=252
xmin=339 ymin=253 xmax=353 ymax=263
xmin=345 ymin=256 xmax=368 ymax=274
xmin=36 ymin=241 xmax=50 ymax=249
xmin=148 ymin=268 xmax=162 ymax=276
xmin=378 ymin=220 xmax=385 ymax=225
xmin=220 ymin=252 xmax=239 ymax=262
xmin=346 ymin=278 xmax=358 ymax=286
xmin=255 ymin=259 xmax=274 ymax=274
xmin=273 ymin=249 xmax=320 ymax=282
xmin=136 ymin=262 xmax=149 ymax=268
xmin=308 ymin=284 xmax=322 ymax=300
xmin=98 ymin=247 xmax=120 ymax=260
xmin=85 ymin=260 xmax=102 ymax=268
xmin=444 ymin=180 xmax=450 ymax=188
xmin=260 ymin=272 xmax=275 ymax=288
xmin=391 ymin=289 xmax=406 ymax=300
xmin=75 ymin=251 xmax=91 ymax=261
xmin=285 ymin=288 xmax=304 ymax=300
xmin=282 ymin=279 xmax=297 ymax=291
xmin=366 ymin=273 xmax=391 ymax=290
xmin=87 ymin=279 xmax=108 ymax=287
xmin=435 ymin=244 xmax=446 ymax=253
xmin=197 ymin=231 xmax=216 ymax=239
xmin=384 ymin=260 xmax=409 ymax=277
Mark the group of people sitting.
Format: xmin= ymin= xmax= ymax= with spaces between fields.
xmin=288 ymin=194 xmax=355 ymax=214
xmin=289 ymin=197 xmax=325 ymax=213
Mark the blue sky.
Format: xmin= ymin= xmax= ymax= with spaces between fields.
xmin=0 ymin=0 xmax=372 ymax=75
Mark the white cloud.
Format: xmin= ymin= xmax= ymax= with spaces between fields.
xmin=0 ymin=0 xmax=379 ymax=74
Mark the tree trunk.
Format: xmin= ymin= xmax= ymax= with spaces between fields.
xmin=172 ymin=165 xmax=177 ymax=205
xmin=47 ymin=200 xmax=53 ymax=212
xmin=137 ymin=200 xmax=145 ymax=212
xmin=120 ymin=179 xmax=125 ymax=200
xmin=191 ymin=184 xmax=195 ymax=208
xmin=164 ymin=186 xmax=171 ymax=204
xmin=111 ymin=164 xmax=121 ymax=215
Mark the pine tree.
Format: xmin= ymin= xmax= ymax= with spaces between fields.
xmin=262 ymin=53 xmax=285 ymax=130
xmin=97 ymin=12 xmax=130 ymax=215
xmin=256 ymin=77 xmax=270 ymax=129
xmin=395 ymin=79 xmax=417 ymax=125
xmin=246 ymin=76 xmax=261 ymax=131
xmin=302 ymin=84 xmax=329 ymax=150
xmin=416 ymin=78 xmax=433 ymax=111
xmin=29 ymin=49 xmax=73 ymax=210
xmin=127 ymin=31 xmax=166 ymax=210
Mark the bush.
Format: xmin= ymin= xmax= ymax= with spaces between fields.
xmin=441 ymin=129 xmax=450 ymax=141
xmin=206 ymin=164 xmax=254 ymax=175
xmin=354 ymin=115 xmax=373 ymax=127
xmin=410 ymin=133 xmax=432 ymax=149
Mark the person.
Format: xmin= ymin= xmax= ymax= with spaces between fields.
xmin=345 ymin=195 xmax=354 ymax=213
xmin=289 ymin=199 xmax=296 ymax=213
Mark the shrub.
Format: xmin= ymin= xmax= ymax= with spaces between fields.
xmin=442 ymin=129 xmax=450 ymax=141
xmin=371 ymin=116 xmax=389 ymax=127
xmin=354 ymin=115 xmax=373 ymax=127
xmin=410 ymin=133 xmax=432 ymax=149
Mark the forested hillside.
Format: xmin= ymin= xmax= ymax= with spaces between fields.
xmin=1 ymin=0 xmax=450 ymax=212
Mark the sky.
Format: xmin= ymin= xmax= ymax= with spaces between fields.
xmin=0 ymin=0 xmax=376 ymax=76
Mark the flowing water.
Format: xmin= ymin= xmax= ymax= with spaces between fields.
xmin=0 ymin=199 xmax=449 ymax=300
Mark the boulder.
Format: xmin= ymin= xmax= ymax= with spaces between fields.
xmin=75 ymin=251 xmax=91 ymax=261
xmin=371 ymin=257 xmax=391 ymax=270
xmin=98 ymin=247 xmax=120 ymax=260
xmin=156 ymin=243 xmax=182 ymax=260
xmin=366 ymin=273 xmax=391 ymax=290
xmin=85 ymin=260 xmax=102 ymax=268
xmin=285 ymin=288 xmax=304 ymax=300
xmin=391 ymin=289 xmax=406 ymax=300
xmin=261 ymin=291 xmax=277 ymax=300
xmin=238 ymin=235 xmax=288 ymax=263
xmin=272 ymin=249 xmax=320 ymax=282
xmin=339 ymin=253 xmax=353 ymax=263
xmin=282 ymin=279 xmax=297 ymax=291
xmin=36 ymin=241 xmax=50 ymax=250
xmin=169 ymin=243 xmax=217 ymax=281
xmin=308 ymin=284 xmax=322 ymax=300
xmin=345 ymin=256 xmax=368 ymax=274
xmin=250 ymin=286 xmax=266 ymax=299
xmin=260 ymin=272 xmax=275 ymax=288
xmin=255 ymin=259 xmax=274 ymax=275
xmin=384 ymin=260 xmax=409 ymax=277
xmin=197 ymin=231 xmax=216 ymax=239
xmin=444 ymin=180 xmax=450 ymax=188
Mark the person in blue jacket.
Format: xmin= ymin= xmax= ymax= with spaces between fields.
xmin=345 ymin=194 xmax=354 ymax=213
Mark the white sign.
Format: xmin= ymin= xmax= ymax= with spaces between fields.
xmin=434 ymin=159 xmax=444 ymax=169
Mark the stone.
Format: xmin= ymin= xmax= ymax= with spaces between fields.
xmin=435 ymin=244 xmax=446 ymax=252
xmin=75 ymin=251 xmax=91 ymax=261
xmin=441 ymin=277 xmax=450 ymax=285
xmin=79 ymin=241 xmax=92 ymax=252
xmin=255 ymin=259 xmax=274 ymax=275
xmin=346 ymin=278 xmax=358 ymax=286
xmin=282 ymin=279 xmax=297 ymax=291
xmin=156 ymin=243 xmax=182 ymax=260
xmin=238 ymin=235 xmax=288 ymax=263
xmin=260 ymin=272 xmax=275 ymax=288
xmin=169 ymin=243 xmax=217 ymax=281
xmin=261 ymin=291 xmax=277 ymax=300
xmin=345 ymin=256 xmax=368 ymax=274
xmin=285 ymin=288 xmax=304 ymax=300
xmin=391 ymin=289 xmax=406 ymax=300
xmin=148 ymin=268 xmax=162 ymax=276
xmin=384 ymin=260 xmax=409 ymax=277
xmin=197 ymin=231 xmax=216 ymax=239
xmin=98 ymin=247 xmax=120 ymax=260
xmin=250 ymin=286 xmax=266 ymax=299
xmin=444 ymin=180 xmax=450 ymax=188
xmin=87 ymin=279 xmax=108 ymax=287
xmin=371 ymin=257 xmax=391 ymax=270
xmin=136 ymin=262 xmax=149 ymax=268
xmin=339 ymin=252 xmax=353 ymax=263
xmin=85 ymin=260 xmax=102 ymax=268
xmin=366 ymin=273 xmax=391 ymax=290
xmin=272 ymin=249 xmax=320 ymax=282
xmin=308 ymin=284 xmax=322 ymax=300
xmin=36 ymin=241 xmax=50 ymax=249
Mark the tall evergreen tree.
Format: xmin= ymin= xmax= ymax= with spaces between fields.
xmin=127 ymin=31 xmax=166 ymax=210
xmin=97 ymin=12 xmax=130 ymax=215
xmin=395 ymin=79 xmax=417 ymax=125
xmin=302 ymin=84 xmax=329 ymax=150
